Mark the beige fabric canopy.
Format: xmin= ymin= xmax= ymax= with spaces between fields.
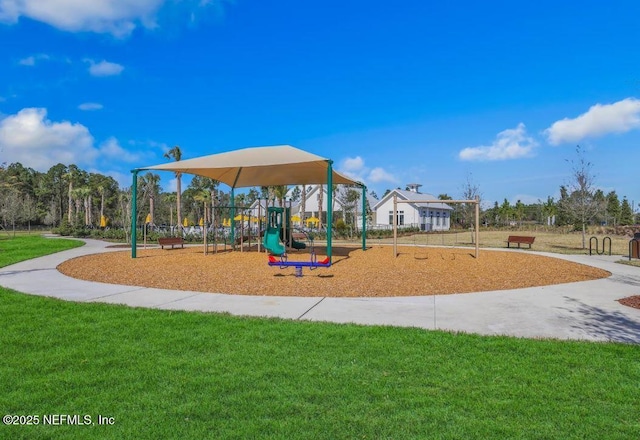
xmin=139 ymin=145 xmax=361 ymax=188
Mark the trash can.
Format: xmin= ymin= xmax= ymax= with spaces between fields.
xmin=631 ymin=233 xmax=640 ymax=259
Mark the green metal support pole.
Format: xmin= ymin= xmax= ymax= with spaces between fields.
xmin=230 ymin=188 xmax=235 ymax=249
xmin=362 ymin=184 xmax=367 ymax=251
xmin=131 ymin=169 xmax=139 ymax=258
xmin=327 ymin=160 xmax=333 ymax=262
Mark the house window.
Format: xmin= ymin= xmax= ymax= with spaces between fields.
xmin=436 ymin=212 xmax=441 ymax=226
xmin=388 ymin=210 xmax=404 ymax=225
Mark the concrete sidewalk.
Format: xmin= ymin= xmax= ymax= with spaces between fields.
xmin=1 ymin=238 xmax=639 ymax=343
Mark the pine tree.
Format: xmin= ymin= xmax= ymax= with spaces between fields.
xmin=620 ymin=197 xmax=634 ymax=225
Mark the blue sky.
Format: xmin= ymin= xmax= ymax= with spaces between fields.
xmin=1 ymin=0 xmax=640 ymax=208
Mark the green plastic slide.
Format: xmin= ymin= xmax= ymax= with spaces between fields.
xmin=263 ymin=227 xmax=286 ymax=256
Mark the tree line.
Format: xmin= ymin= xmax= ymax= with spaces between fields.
xmin=1 ymin=146 xmax=636 ymax=240
xmin=0 ymin=159 xmax=367 ymax=237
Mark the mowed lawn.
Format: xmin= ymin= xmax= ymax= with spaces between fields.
xmin=1 ymin=235 xmax=639 ymax=439
xmin=365 ymin=229 xmax=635 ymax=256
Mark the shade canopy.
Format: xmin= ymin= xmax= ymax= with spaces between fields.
xmin=138 ymin=145 xmax=360 ymax=188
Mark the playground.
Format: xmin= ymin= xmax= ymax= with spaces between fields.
xmin=63 ymin=144 xmax=616 ymax=298
xmin=58 ymin=244 xmax=609 ymax=297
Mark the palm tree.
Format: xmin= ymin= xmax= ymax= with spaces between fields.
xmin=272 ymin=185 xmax=288 ymax=208
xmin=193 ymin=189 xmax=212 ymax=224
xmin=140 ymin=173 xmax=161 ymax=225
xmin=300 ymin=185 xmax=307 ymax=225
xmin=64 ymin=165 xmax=80 ymax=224
xmin=164 ymin=193 xmax=177 ymax=229
xmin=164 ymin=145 xmax=183 ymax=235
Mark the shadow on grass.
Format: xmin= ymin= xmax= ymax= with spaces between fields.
xmin=561 ymin=297 xmax=640 ymax=344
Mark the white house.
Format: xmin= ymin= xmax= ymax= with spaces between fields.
xmin=247 ymin=184 xmax=378 ymax=228
xmin=373 ymin=184 xmax=452 ymax=231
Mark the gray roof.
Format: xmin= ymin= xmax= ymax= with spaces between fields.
xmin=374 ymin=189 xmax=453 ymax=211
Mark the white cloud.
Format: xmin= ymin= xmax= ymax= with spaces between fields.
xmin=368 ymin=167 xmax=397 ymax=183
xmin=341 ymin=156 xmax=365 ymax=172
xmin=459 ymin=123 xmax=538 ymax=161
xmin=338 ymin=156 xmax=397 ymax=185
xmin=18 ymin=56 xmax=35 ymax=66
xmin=0 ymin=0 xmax=161 ymax=37
xmin=86 ymin=59 xmax=124 ymax=77
xmin=0 ymin=0 xmax=232 ymax=37
xmin=0 ymin=108 xmax=97 ymax=170
xmin=544 ymin=98 xmax=640 ymax=145
xmin=78 ymin=102 xmax=104 ymax=111
xmin=18 ymin=53 xmax=50 ymax=66
xmin=98 ymin=137 xmax=141 ymax=162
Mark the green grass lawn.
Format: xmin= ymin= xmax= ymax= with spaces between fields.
xmin=0 ymin=234 xmax=83 ymax=267
xmin=1 ymin=290 xmax=639 ymax=440
xmin=1 ymin=236 xmax=639 ymax=439
xmin=339 ymin=229 xmax=637 ymax=256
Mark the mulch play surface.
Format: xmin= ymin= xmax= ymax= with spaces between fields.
xmin=618 ymin=296 xmax=640 ymax=310
xmin=57 ymin=245 xmax=611 ymax=298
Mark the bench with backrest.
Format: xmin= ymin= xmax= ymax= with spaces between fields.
xmin=158 ymin=237 xmax=184 ymax=249
xmin=507 ymin=235 xmax=535 ymax=249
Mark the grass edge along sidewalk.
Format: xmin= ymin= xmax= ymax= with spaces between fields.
xmin=1 ymin=235 xmax=639 ymax=439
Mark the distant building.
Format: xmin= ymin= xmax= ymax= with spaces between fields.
xmin=373 ymin=184 xmax=452 ymax=231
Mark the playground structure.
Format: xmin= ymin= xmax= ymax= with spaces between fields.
xmin=589 ymin=236 xmax=612 ymax=256
xmin=392 ymin=194 xmax=480 ymax=258
xmin=131 ymin=145 xmax=367 ymax=261
xmin=195 ymin=198 xmax=317 ymax=255
xmin=263 ymin=206 xmax=330 ymax=277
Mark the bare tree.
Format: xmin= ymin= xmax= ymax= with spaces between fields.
xmin=460 ymin=174 xmax=482 ymax=241
xmin=557 ymin=146 xmax=604 ymax=248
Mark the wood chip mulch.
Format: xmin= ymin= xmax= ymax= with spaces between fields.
xmin=618 ymin=296 xmax=640 ymax=310
xmin=57 ymin=245 xmax=611 ymax=298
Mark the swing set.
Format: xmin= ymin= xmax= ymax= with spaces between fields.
xmin=263 ymin=206 xmax=330 ymax=277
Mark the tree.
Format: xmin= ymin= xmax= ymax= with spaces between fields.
xmin=499 ymin=199 xmax=512 ymax=225
xmin=272 ymin=185 xmax=288 ymax=208
xmin=620 ymin=197 xmax=634 ymax=225
xmin=606 ymin=191 xmax=621 ymax=226
xmin=246 ymin=188 xmax=259 ymax=205
xmin=514 ymin=200 xmax=525 ymax=225
xmin=557 ymin=146 xmax=604 ymax=248
xmin=542 ymin=196 xmax=557 ymax=226
xmin=331 ymin=184 xmax=338 ymax=220
xmin=339 ymin=186 xmax=361 ymax=226
xmin=317 ymin=184 xmax=324 ymax=227
xmin=460 ymin=174 xmax=482 ymax=230
xmin=140 ymin=173 xmax=161 ymax=225
xmin=300 ymin=185 xmax=307 ymax=223
xmin=64 ymin=165 xmax=80 ymax=224
xmin=164 ymin=145 xmax=183 ymax=232
xmin=194 ymin=190 xmax=212 ymax=224
xmin=290 ymin=186 xmax=301 ymax=203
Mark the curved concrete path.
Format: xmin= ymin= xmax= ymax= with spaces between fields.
xmin=1 ymin=238 xmax=640 ymax=344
